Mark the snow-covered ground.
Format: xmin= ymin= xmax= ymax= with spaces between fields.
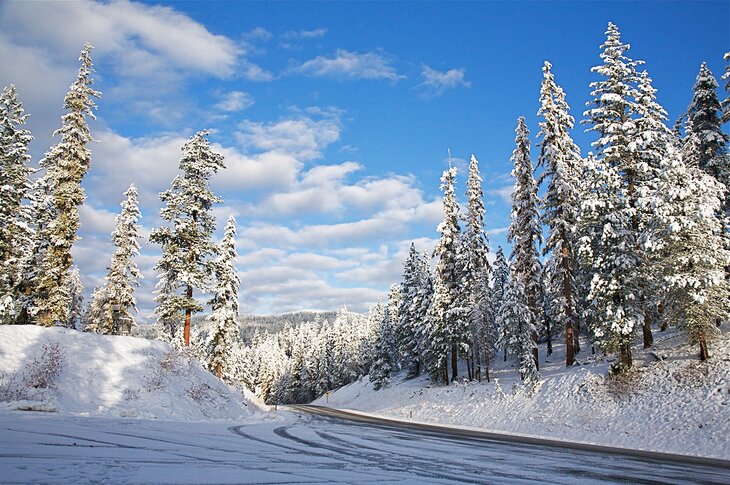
xmin=0 ymin=325 xmax=269 ymax=422
xmin=315 ymin=327 xmax=730 ymax=460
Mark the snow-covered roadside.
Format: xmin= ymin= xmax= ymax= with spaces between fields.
xmin=315 ymin=328 xmax=730 ymax=460
xmin=0 ymin=326 xmax=270 ymax=422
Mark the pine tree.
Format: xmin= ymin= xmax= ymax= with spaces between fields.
xmin=83 ymin=285 xmax=109 ymax=333
xmin=18 ymin=176 xmax=55 ymax=325
xmin=578 ymin=152 xmax=640 ymax=372
xmin=32 ymin=44 xmax=100 ymax=327
xmin=150 ymin=131 xmax=225 ymax=347
xmin=397 ymin=243 xmax=424 ymax=377
xmin=507 ymin=117 xmax=541 ymax=371
xmin=645 ymin=144 xmax=730 ymax=360
xmin=205 ymin=216 xmax=241 ymax=380
xmin=685 ymin=63 xmax=729 ymax=213
xmin=721 ymin=52 xmax=729 ymax=124
xmin=66 ymin=266 xmax=84 ymax=329
xmin=429 ymin=164 xmax=462 ymax=383
xmin=583 ymin=22 xmax=652 ymax=359
xmin=412 ymin=252 xmax=435 ymax=378
xmin=496 ymin=271 xmax=539 ymax=387
xmin=106 ymin=184 xmax=143 ymax=334
xmin=370 ymin=304 xmax=397 ymax=390
xmin=463 ymin=155 xmax=492 ymax=380
xmin=489 ymin=247 xmax=509 ymax=362
xmin=536 ymin=61 xmax=583 ymax=366
xmin=0 ymin=85 xmax=34 ymax=324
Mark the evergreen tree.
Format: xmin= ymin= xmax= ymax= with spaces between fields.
xmin=463 ymin=155 xmax=492 ymax=380
xmin=685 ymin=63 xmax=729 ymax=213
xmin=106 ymin=184 xmax=143 ymax=334
xmin=488 ymin=247 xmax=509 ymax=362
xmin=583 ymin=22 xmax=651 ymax=358
xmin=150 ymin=130 xmax=225 ymax=347
xmin=83 ymin=285 xmax=109 ymax=333
xmin=496 ymin=271 xmax=539 ymax=387
xmin=397 ymin=243 xmax=424 ymax=377
xmin=412 ymin=252 xmax=435 ymax=378
xmin=205 ymin=216 xmax=241 ymax=380
xmin=645 ymin=144 xmax=730 ymax=360
xmin=722 ymin=52 xmax=729 ymax=124
xmin=536 ymin=61 xmax=583 ymax=366
xmin=0 ymin=85 xmax=34 ymax=324
xmin=370 ymin=304 xmax=397 ymax=390
xmin=578 ymin=152 xmax=640 ymax=372
xmin=66 ymin=266 xmax=84 ymax=329
xmin=428 ymin=164 xmax=462 ymax=383
xmin=507 ymin=117 xmax=541 ymax=371
xmin=33 ymin=43 xmax=100 ymax=327
xmin=18 ymin=176 xmax=55 ymax=325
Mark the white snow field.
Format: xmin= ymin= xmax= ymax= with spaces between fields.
xmin=0 ymin=326 xmax=267 ymax=421
xmin=0 ymin=325 xmax=728 ymax=484
xmin=315 ymin=326 xmax=730 ymax=460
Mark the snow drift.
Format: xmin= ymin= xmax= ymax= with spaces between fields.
xmin=0 ymin=325 xmax=267 ymax=422
xmin=316 ymin=327 xmax=730 ymax=459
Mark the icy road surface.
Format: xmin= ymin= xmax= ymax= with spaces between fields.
xmin=1 ymin=407 xmax=728 ymax=484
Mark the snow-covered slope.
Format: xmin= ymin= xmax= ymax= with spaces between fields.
xmin=0 ymin=326 xmax=268 ymax=422
xmin=316 ymin=327 xmax=730 ymax=459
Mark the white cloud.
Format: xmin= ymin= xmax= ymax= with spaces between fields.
xmin=235 ymin=115 xmax=341 ymax=160
xmin=489 ymin=185 xmax=514 ymax=204
xmin=283 ymin=28 xmax=327 ymax=40
xmin=418 ymin=65 xmax=471 ymax=97
xmin=215 ymin=91 xmax=255 ymax=112
xmin=294 ymin=49 xmax=403 ymax=81
xmin=0 ymin=0 xmax=241 ymax=77
xmin=244 ymin=27 xmax=272 ymax=42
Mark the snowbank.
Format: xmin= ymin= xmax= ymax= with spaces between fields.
xmin=0 ymin=325 xmax=269 ymax=422
xmin=316 ymin=328 xmax=730 ymax=459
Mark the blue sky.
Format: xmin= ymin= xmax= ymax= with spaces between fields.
xmin=0 ymin=1 xmax=727 ymax=318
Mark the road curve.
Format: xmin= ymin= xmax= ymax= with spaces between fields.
xmin=290 ymin=404 xmax=730 ymax=469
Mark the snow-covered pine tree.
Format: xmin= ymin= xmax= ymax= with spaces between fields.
xmin=645 ymin=143 xmax=730 ymax=360
xmin=397 ymin=243 xmax=424 ymax=377
xmin=496 ymin=269 xmax=539 ymax=387
xmin=150 ymin=131 xmax=225 ymax=347
xmin=536 ymin=61 xmax=583 ymax=366
xmin=18 ymin=175 xmax=55 ymax=325
xmin=413 ymin=252 xmax=435 ymax=378
xmin=106 ymin=184 xmax=143 ymax=334
xmin=489 ymin=247 xmax=509 ymax=362
xmin=583 ymin=22 xmax=655 ymax=353
xmin=722 ymin=53 xmax=729 ymax=124
xmin=66 ymin=266 xmax=84 ymax=329
xmin=463 ymin=154 xmax=492 ymax=381
xmin=83 ymin=285 xmax=109 ymax=333
xmin=205 ymin=216 xmax=241 ymax=380
xmin=577 ymin=151 xmax=641 ymax=372
xmin=685 ymin=63 xmax=729 ymax=214
xmin=507 ymin=117 xmax=542 ymax=371
xmin=428 ymin=164 xmax=462 ymax=383
xmin=0 ymin=85 xmax=34 ymax=324
xmin=370 ymin=304 xmax=397 ymax=390
xmin=33 ymin=43 xmax=100 ymax=327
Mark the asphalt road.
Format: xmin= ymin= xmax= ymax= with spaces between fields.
xmin=279 ymin=404 xmax=730 ymax=484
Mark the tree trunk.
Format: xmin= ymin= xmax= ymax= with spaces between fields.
xmin=566 ymin=322 xmax=575 ymax=366
xmin=474 ymin=347 xmax=481 ymax=382
xmin=531 ymin=330 xmax=539 ymax=372
xmin=699 ymin=335 xmax=709 ymax=361
xmin=216 ymin=363 xmax=222 ymax=379
xmin=441 ymin=359 xmax=449 ymax=384
xmin=642 ymin=314 xmax=653 ymax=348
xmin=619 ymin=343 xmax=632 ymax=369
xmin=184 ymin=284 xmax=192 ymax=347
xmin=451 ymin=342 xmax=458 ymax=381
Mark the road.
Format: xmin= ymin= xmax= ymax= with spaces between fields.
xmin=1 ymin=407 xmax=728 ymax=484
